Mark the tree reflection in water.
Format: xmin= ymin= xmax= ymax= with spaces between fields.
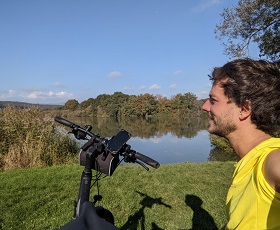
xmin=70 ymin=115 xmax=237 ymax=163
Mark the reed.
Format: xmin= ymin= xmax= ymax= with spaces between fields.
xmin=0 ymin=105 xmax=78 ymax=170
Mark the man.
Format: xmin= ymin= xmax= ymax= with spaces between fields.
xmin=202 ymin=58 xmax=280 ymax=229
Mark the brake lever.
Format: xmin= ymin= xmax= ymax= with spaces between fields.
xmin=122 ymin=148 xmax=149 ymax=171
xmin=69 ymin=128 xmax=87 ymax=140
xmin=135 ymin=160 xmax=149 ymax=171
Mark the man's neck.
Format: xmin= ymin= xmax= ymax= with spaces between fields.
xmin=226 ymin=128 xmax=271 ymax=159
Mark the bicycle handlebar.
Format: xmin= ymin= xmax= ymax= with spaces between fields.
xmin=54 ymin=116 xmax=77 ymax=128
xmin=134 ymin=152 xmax=160 ymax=169
xmin=54 ymin=116 xmax=160 ymax=170
xmin=55 ymin=116 xmax=160 ymax=229
xmin=54 ymin=116 xmax=101 ymax=141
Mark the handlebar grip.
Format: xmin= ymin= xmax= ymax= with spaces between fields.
xmin=54 ymin=116 xmax=77 ymax=128
xmin=135 ymin=152 xmax=160 ymax=169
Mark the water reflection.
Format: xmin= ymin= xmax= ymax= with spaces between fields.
xmin=128 ymin=131 xmax=211 ymax=164
xmin=68 ymin=115 xmax=236 ymax=163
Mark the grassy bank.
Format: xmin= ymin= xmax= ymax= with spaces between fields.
xmin=0 ymin=161 xmax=235 ymax=229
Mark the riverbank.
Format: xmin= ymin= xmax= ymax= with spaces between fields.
xmin=0 ymin=161 xmax=235 ymax=229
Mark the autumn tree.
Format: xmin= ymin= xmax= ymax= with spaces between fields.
xmin=156 ymin=95 xmax=172 ymax=114
xmin=64 ymin=99 xmax=79 ymax=110
xmin=94 ymin=92 xmax=129 ymax=117
xmin=79 ymin=98 xmax=95 ymax=109
xmin=215 ymin=0 xmax=279 ymax=61
xmin=60 ymin=92 xmax=203 ymax=117
xmin=170 ymin=93 xmax=197 ymax=117
xmin=121 ymin=94 xmax=158 ymax=117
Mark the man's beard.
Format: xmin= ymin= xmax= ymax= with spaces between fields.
xmin=208 ymin=114 xmax=237 ymax=137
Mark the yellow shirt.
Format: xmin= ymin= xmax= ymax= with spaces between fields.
xmin=226 ymin=138 xmax=280 ymax=230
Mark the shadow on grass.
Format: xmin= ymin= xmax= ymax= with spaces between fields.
xmin=184 ymin=194 xmax=218 ymax=230
xmin=120 ymin=191 xmax=171 ymax=230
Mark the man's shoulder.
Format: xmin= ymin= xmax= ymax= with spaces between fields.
xmin=264 ymin=148 xmax=280 ymax=192
xmin=266 ymin=148 xmax=280 ymax=161
xmin=256 ymin=137 xmax=280 ymax=150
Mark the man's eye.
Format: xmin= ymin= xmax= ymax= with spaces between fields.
xmin=209 ymin=98 xmax=216 ymax=104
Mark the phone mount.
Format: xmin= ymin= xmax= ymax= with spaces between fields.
xmin=79 ymin=130 xmax=131 ymax=176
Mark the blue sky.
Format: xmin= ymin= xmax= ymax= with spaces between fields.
xmin=0 ymin=0 xmax=259 ymax=105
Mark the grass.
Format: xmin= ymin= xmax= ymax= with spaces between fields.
xmin=0 ymin=161 xmax=235 ymax=230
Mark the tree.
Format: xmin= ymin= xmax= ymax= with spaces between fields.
xmin=64 ymin=99 xmax=79 ymax=110
xmin=215 ymin=0 xmax=280 ymax=61
xmin=79 ymin=98 xmax=95 ymax=109
xmin=170 ymin=93 xmax=197 ymax=117
xmin=156 ymin=95 xmax=172 ymax=114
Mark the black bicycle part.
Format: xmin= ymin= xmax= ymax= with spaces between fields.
xmin=74 ymin=167 xmax=92 ymax=218
xmin=54 ymin=116 xmax=160 ymax=229
xmin=54 ymin=116 xmax=99 ymax=140
xmin=122 ymin=145 xmax=160 ymax=169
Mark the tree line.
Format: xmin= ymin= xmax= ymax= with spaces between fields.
xmin=61 ymin=92 xmax=205 ymax=118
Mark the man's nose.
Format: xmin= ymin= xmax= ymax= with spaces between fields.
xmin=202 ymin=99 xmax=210 ymax=112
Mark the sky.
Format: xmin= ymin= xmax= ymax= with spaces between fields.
xmin=0 ymin=0 xmax=259 ymax=105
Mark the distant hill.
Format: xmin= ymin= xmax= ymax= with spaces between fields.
xmin=0 ymin=101 xmax=62 ymax=110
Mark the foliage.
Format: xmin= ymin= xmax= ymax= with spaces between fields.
xmin=79 ymin=97 xmax=95 ymax=109
xmin=209 ymin=135 xmax=238 ymax=162
xmin=122 ymin=94 xmax=159 ymax=117
xmin=0 ymin=105 xmax=78 ymax=170
xmin=62 ymin=91 xmax=201 ymax=118
xmin=64 ymin=99 xmax=79 ymax=110
xmin=170 ymin=93 xmax=199 ymax=117
xmin=215 ymin=0 xmax=280 ymax=61
xmin=0 ymin=162 xmax=235 ymax=229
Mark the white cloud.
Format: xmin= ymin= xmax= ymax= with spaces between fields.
xmin=107 ymin=71 xmax=123 ymax=78
xmin=53 ymin=82 xmax=64 ymax=87
xmin=149 ymin=136 xmax=162 ymax=144
xmin=8 ymin=89 xmax=16 ymax=97
xmin=0 ymin=88 xmax=74 ymax=104
xmin=173 ymin=70 xmax=183 ymax=75
xmin=196 ymin=90 xmax=209 ymax=99
xmin=169 ymin=84 xmax=177 ymax=89
xmin=140 ymin=85 xmax=147 ymax=90
xmin=195 ymin=82 xmax=212 ymax=99
xmin=192 ymin=0 xmax=223 ymax=12
xmin=0 ymin=89 xmax=16 ymax=100
xmin=124 ymin=86 xmax=135 ymax=91
xmin=26 ymin=90 xmax=73 ymax=100
xmin=205 ymin=82 xmax=212 ymax=88
xmin=149 ymin=84 xmax=161 ymax=90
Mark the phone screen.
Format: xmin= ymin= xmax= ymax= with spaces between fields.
xmin=107 ymin=130 xmax=131 ymax=154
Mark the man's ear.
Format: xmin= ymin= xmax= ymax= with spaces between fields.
xmin=239 ymin=100 xmax=252 ymax=120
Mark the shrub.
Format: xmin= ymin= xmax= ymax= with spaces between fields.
xmin=0 ymin=105 xmax=78 ymax=170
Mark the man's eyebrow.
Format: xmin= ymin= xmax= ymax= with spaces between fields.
xmin=209 ymin=94 xmax=215 ymax=98
xmin=209 ymin=94 xmax=219 ymax=101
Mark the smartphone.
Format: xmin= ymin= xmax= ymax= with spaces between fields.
xmin=107 ymin=129 xmax=131 ymax=155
